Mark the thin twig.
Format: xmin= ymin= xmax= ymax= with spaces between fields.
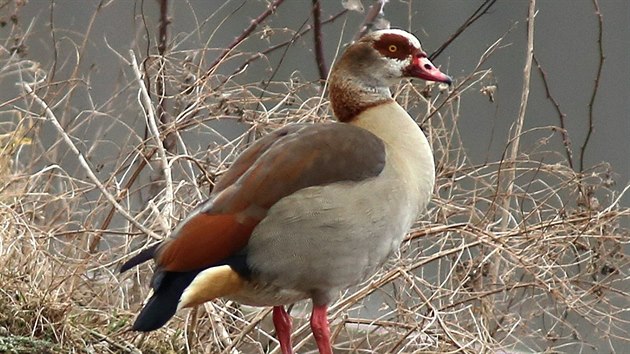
xmin=92 ymin=148 xmax=157 ymax=252
xmin=579 ymin=0 xmax=605 ymax=173
xmin=429 ymin=0 xmax=498 ymax=61
xmin=47 ymin=1 xmax=58 ymax=83
xmin=130 ymin=51 xmax=174 ymax=234
xmin=423 ymin=28 xmax=512 ymax=125
xmin=258 ymin=17 xmax=311 ymax=98
xmin=58 ymin=0 xmax=105 ymax=127
xmin=221 ymin=308 xmax=273 ymax=354
xmin=21 ymin=82 xmax=160 ymax=240
xmin=532 ymin=54 xmax=574 ymax=169
xmin=218 ymin=9 xmax=348 ymax=88
xmin=196 ymin=0 xmax=285 ymax=88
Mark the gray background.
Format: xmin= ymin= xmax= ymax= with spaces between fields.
xmin=8 ymin=0 xmax=628 ymax=203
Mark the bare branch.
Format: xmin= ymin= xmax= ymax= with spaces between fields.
xmin=20 ymin=82 xmax=161 ymax=241
xmin=59 ymin=0 xmax=105 ymax=123
xmin=218 ymin=9 xmax=348 ymax=88
xmin=489 ymin=0 xmax=537 ymax=323
xmin=196 ymin=0 xmax=285 ymax=89
xmin=533 ymin=54 xmax=575 ymax=169
xmin=130 ymin=51 xmax=174 ymax=233
xmin=579 ymin=0 xmax=605 ymax=173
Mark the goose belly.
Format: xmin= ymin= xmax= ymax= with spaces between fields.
xmin=245 ymin=169 xmax=420 ymax=304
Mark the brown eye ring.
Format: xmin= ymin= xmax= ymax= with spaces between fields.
xmin=388 ymin=45 xmax=397 ymax=52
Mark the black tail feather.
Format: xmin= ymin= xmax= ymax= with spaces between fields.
xmin=131 ymin=270 xmax=199 ymax=331
xmin=127 ymin=253 xmax=251 ymax=331
xmin=120 ymin=244 xmax=159 ymax=273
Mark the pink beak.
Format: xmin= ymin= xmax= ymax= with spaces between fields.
xmin=406 ymin=55 xmax=452 ymax=85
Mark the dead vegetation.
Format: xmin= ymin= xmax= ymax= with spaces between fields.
xmin=0 ymin=1 xmax=628 ymax=353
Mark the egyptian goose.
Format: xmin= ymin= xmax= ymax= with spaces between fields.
xmin=121 ymin=29 xmax=451 ymax=354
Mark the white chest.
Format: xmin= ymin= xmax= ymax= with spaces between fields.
xmin=353 ymin=101 xmax=436 ymax=215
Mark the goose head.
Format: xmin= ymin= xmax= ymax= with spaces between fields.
xmin=329 ymin=29 xmax=452 ymax=122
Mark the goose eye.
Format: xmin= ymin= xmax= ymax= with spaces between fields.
xmin=388 ymin=45 xmax=397 ymax=53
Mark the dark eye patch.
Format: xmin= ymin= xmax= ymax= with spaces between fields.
xmin=373 ymin=33 xmax=415 ymax=60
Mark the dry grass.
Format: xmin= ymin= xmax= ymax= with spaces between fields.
xmin=0 ymin=1 xmax=628 ymax=353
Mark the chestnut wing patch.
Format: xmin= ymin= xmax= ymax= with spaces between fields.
xmin=158 ymin=213 xmax=257 ymax=272
xmin=156 ymin=123 xmax=386 ymax=272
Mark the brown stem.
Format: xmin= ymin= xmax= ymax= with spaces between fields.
xmin=157 ymin=0 xmax=176 ymax=153
xmin=532 ymin=54 xmax=574 ymax=169
xmin=312 ymin=0 xmax=327 ymax=82
xmin=157 ymin=0 xmax=169 ymax=56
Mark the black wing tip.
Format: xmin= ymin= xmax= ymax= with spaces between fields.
xmin=120 ymin=244 xmax=160 ymax=273
xmin=127 ymin=285 xmax=179 ymax=332
xmin=119 ymin=260 xmax=136 ymax=274
xmin=128 ymin=270 xmax=200 ymax=332
xmin=131 ymin=316 xmax=169 ymax=332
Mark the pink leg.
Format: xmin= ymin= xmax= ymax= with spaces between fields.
xmin=272 ymin=306 xmax=293 ymax=354
xmin=310 ymin=304 xmax=332 ymax=354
